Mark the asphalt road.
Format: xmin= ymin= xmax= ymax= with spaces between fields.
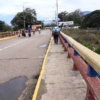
xmin=0 ymin=29 xmax=51 ymax=100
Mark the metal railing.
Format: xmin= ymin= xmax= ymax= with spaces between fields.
xmin=0 ymin=31 xmax=19 ymax=38
xmin=59 ymin=31 xmax=100 ymax=100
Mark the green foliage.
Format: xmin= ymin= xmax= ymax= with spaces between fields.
xmin=79 ymin=40 xmax=93 ymax=50
xmin=72 ymin=9 xmax=83 ymax=26
xmin=25 ymin=8 xmax=37 ymax=17
xmin=0 ymin=21 xmax=5 ymax=31
xmin=41 ymin=22 xmax=44 ymax=29
xmin=95 ymin=44 xmax=100 ymax=54
xmin=82 ymin=10 xmax=100 ymax=29
xmin=58 ymin=11 xmax=68 ymax=21
xmin=62 ymin=29 xmax=100 ymax=54
xmin=11 ymin=9 xmax=37 ymax=30
xmin=0 ymin=20 xmax=13 ymax=32
xmin=58 ymin=9 xmax=100 ymax=29
xmin=36 ymin=21 xmax=42 ymax=24
xmin=58 ymin=9 xmax=83 ymax=26
xmin=3 ymin=24 xmax=13 ymax=31
xmin=94 ymin=37 xmax=99 ymax=44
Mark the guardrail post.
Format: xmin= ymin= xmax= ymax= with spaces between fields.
xmin=63 ymin=37 xmax=68 ymax=51
xmin=86 ymin=87 xmax=95 ymax=100
xmin=60 ymin=32 xmax=100 ymax=100
xmin=88 ymin=65 xmax=98 ymax=77
xmin=67 ymin=44 xmax=73 ymax=58
xmin=60 ymin=35 xmax=66 ymax=47
xmin=59 ymin=35 xmax=64 ymax=44
xmin=59 ymin=35 xmax=68 ymax=51
xmin=73 ymin=50 xmax=79 ymax=70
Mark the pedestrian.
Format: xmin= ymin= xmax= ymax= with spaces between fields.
xmin=38 ymin=28 xmax=41 ymax=34
xmin=18 ymin=29 xmax=21 ymax=37
xmin=33 ymin=28 xmax=35 ymax=35
xmin=22 ymin=29 xmax=26 ymax=37
xmin=28 ymin=26 xmax=31 ymax=37
xmin=52 ymin=25 xmax=60 ymax=44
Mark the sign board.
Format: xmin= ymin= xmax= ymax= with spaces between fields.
xmin=59 ymin=21 xmax=74 ymax=26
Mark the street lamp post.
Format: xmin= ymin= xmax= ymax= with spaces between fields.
xmin=23 ymin=2 xmax=27 ymax=30
xmin=55 ymin=10 xmax=56 ymax=22
xmin=56 ymin=0 xmax=58 ymax=27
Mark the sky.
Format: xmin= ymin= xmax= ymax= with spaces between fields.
xmin=0 ymin=0 xmax=100 ymax=25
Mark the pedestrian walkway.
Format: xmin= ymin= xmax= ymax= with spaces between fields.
xmin=36 ymin=38 xmax=87 ymax=100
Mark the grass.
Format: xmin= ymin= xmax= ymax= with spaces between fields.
xmin=61 ymin=28 xmax=100 ymax=54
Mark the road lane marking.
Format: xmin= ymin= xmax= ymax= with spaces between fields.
xmin=32 ymin=37 xmax=52 ymax=100
xmin=0 ymin=39 xmax=28 ymax=52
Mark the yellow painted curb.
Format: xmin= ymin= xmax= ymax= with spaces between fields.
xmin=0 ymin=35 xmax=18 ymax=41
xmin=32 ymin=37 xmax=52 ymax=100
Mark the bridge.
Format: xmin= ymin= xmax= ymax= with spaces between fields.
xmin=0 ymin=30 xmax=100 ymax=100
xmin=33 ymin=31 xmax=100 ymax=100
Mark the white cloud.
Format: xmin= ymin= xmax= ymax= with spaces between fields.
xmin=0 ymin=0 xmax=100 ymax=21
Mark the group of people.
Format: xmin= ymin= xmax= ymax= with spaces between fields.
xmin=19 ymin=27 xmax=41 ymax=37
xmin=52 ymin=25 xmax=60 ymax=44
xmin=18 ymin=25 xmax=60 ymax=44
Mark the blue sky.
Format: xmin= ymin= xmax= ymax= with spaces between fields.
xmin=0 ymin=0 xmax=100 ymax=25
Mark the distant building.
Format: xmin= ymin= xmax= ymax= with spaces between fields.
xmin=73 ymin=26 xmax=80 ymax=29
xmin=32 ymin=24 xmax=42 ymax=30
xmin=59 ymin=21 xmax=74 ymax=27
xmin=65 ymin=26 xmax=80 ymax=29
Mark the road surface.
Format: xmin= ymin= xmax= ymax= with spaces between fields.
xmin=0 ymin=29 xmax=51 ymax=100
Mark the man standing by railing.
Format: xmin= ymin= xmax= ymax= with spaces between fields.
xmin=52 ymin=25 xmax=60 ymax=44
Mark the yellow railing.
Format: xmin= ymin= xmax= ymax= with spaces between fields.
xmin=60 ymin=31 xmax=100 ymax=74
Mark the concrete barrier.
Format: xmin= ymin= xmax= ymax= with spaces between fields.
xmin=59 ymin=31 xmax=100 ymax=100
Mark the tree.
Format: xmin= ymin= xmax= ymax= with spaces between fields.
xmin=3 ymin=24 xmax=13 ymax=31
xmin=0 ymin=20 xmax=12 ymax=32
xmin=11 ymin=12 xmax=37 ymax=30
xmin=66 ymin=13 xmax=74 ymax=21
xmin=0 ymin=21 xmax=5 ymax=32
xmin=82 ymin=10 xmax=100 ymax=30
xmin=58 ymin=11 xmax=68 ymax=21
xmin=72 ymin=9 xmax=83 ymax=25
xmin=25 ymin=8 xmax=37 ymax=17
xmin=58 ymin=9 xmax=82 ymax=26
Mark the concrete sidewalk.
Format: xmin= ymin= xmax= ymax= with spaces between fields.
xmin=37 ymin=38 xmax=87 ymax=100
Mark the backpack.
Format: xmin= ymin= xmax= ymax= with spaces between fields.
xmin=54 ymin=28 xmax=59 ymax=35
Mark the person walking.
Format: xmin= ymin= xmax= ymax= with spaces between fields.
xmin=28 ymin=26 xmax=31 ymax=37
xmin=22 ymin=29 xmax=26 ymax=37
xmin=18 ymin=29 xmax=21 ymax=37
xmin=32 ymin=28 xmax=35 ymax=35
xmin=38 ymin=28 xmax=41 ymax=34
xmin=52 ymin=25 xmax=60 ymax=44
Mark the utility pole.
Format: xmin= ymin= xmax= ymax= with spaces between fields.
xmin=56 ymin=0 xmax=58 ymax=27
